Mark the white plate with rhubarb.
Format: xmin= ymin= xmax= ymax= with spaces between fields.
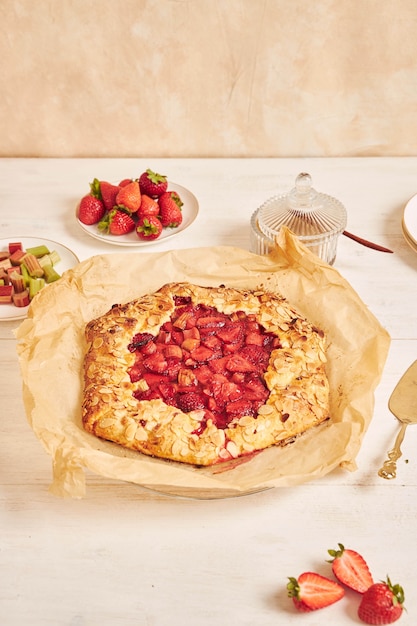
xmin=75 ymin=169 xmax=199 ymax=247
xmin=0 ymin=237 xmax=79 ymax=321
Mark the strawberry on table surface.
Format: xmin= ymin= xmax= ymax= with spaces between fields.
xmin=116 ymin=180 xmax=141 ymax=213
xmin=138 ymin=169 xmax=168 ymax=197
xmin=287 ymin=572 xmax=345 ymax=612
xmin=99 ymin=209 xmax=136 ymax=236
xmin=78 ymin=194 xmax=105 ymax=225
xmin=327 ymin=543 xmax=374 ymax=593
xmin=358 ymin=577 xmax=405 ymax=624
xmin=136 ymin=215 xmax=163 ymax=241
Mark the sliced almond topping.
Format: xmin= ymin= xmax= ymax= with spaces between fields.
xmin=92 ymin=337 xmax=104 ymax=349
xmin=125 ymin=423 xmax=137 ymax=441
xmin=134 ymin=426 xmax=148 ymax=441
xmin=257 ymin=404 xmax=274 ymax=415
xmin=99 ymin=417 xmax=116 ymax=429
xmin=226 ymin=440 xmax=239 ymax=458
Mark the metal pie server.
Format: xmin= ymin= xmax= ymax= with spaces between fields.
xmin=378 ymin=360 xmax=417 ymax=479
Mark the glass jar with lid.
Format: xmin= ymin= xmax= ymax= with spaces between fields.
xmin=250 ymin=172 xmax=347 ymax=265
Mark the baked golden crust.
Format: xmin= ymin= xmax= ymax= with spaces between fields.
xmin=81 ymin=282 xmax=330 ymax=465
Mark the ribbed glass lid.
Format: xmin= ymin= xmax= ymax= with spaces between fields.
xmin=257 ymin=172 xmax=347 ymax=242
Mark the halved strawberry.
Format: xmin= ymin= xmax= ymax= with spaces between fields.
xmin=240 ymin=345 xmax=270 ymax=368
xmin=226 ymin=354 xmax=258 ymax=373
xmin=143 ymin=352 xmax=168 ymax=374
xmin=177 ymin=391 xmax=206 ymax=412
xmin=327 ymin=543 xmax=374 ymax=593
xmin=217 ymin=323 xmax=244 ymax=344
xmin=287 ymin=572 xmax=345 ymax=612
xmin=138 ymin=169 xmax=168 ymax=197
xmin=225 ymin=398 xmax=254 ymax=416
xmin=190 ymin=345 xmax=216 ymax=363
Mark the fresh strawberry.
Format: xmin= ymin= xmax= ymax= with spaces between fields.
xmin=136 ymin=215 xmax=163 ymax=241
xmin=358 ymin=577 xmax=405 ymax=624
xmin=138 ymin=168 xmax=168 ymax=197
xmin=78 ymin=195 xmax=105 ymax=225
xmin=158 ymin=192 xmax=183 ymax=227
xmin=116 ymin=180 xmax=141 ymax=213
xmin=327 ymin=543 xmax=374 ymax=593
xmin=138 ymin=194 xmax=160 ymax=218
xmin=100 ymin=180 xmax=120 ymax=210
xmin=159 ymin=190 xmax=183 ymax=209
xmin=98 ymin=208 xmax=136 ymax=235
xmin=119 ymin=178 xmax=134 ymax=187
xmin=287 ymin=572 xmax=345 ymax=612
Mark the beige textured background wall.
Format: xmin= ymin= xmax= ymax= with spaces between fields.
xmin=2 ymin=0 xmax=417 ymax=157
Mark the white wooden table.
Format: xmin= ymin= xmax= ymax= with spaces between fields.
xmin=1 ymin=158 xmax=416 ymax=626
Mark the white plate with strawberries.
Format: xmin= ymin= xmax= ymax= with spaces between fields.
xmin=0 ymin=237 xmax=79 ymax=322
xmin=76 ymin=169 xmax=199 ymax=247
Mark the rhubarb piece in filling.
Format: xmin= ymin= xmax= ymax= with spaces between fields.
xmin=82 ymin=283 xmax=330 ymax=466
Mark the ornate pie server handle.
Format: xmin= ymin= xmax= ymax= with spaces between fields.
xmin=378 ymin=422 xmax=408 ymax=479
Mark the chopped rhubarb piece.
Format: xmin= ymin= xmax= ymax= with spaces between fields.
xmin=10 ymin=271 xmax=25 ymax=293
xmin=21 ymin=253 xmax=44 ymax=278
xmin=20 ymin=264 xmax=30 ymax=287
xmin=26 ymin=244 xmax=50 ymax=257
xmin=8 ymin=242 xmax=22 ymax=254
xmin=0 ymin=269 xmax=9 ymax=284
xmin=0 ymin=251 xmax=10 ymax=262
xmin=12 ymin=289 xmax=30 ymax=307
xmin=181 ymin=338 xmax=200 ymax=352
xmin=0 ymin=258 xmax=12 ymax=270
xmin=48 ymin=250 xmax=61 ymax=265
xmin=0 ymin=284 xmax=13 ymax=303
xmin=43 ymin=264 xmax=61 ymax=283
xmin=9 ymin=249 xmax=26 ymax=265
xmin=28 ymin=277 xmax=45 ymax=299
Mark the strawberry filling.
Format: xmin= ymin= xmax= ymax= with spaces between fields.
xmin=128 ymin=296 xmax=281 ymax=430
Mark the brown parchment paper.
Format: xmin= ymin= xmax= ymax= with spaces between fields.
xmin=15 ymin=228 xmax=390 ymax=499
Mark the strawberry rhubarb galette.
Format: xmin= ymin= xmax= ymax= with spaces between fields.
xmin=82 ymin=283 xmax=330 ymax=466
